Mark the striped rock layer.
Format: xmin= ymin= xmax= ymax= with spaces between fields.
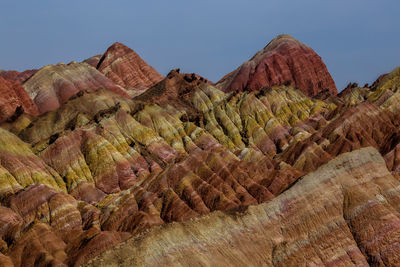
xmin=217 ymin=34 xmax=338 ymax=97
xmin=0 ymin=77 xmax=39 ymax=123
xmin=1 ymin=65 xmax=400 ymax=266
xmin=0 ymin=39 xmax=400 ymax=266
xmin=97 ymin=42 xmax=163 ymax=94
xmin=85 ymin=147 xmax=400 ymax=266
xmin=22 ymin=62 xmax=131 ymax=114
xmin=0 ymin=69 xmax=37 ymax=84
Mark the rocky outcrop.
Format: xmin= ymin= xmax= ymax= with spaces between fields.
xmin=97 ymin=42 xmax=163 ymax=94
xmin=86 ymin=148 xmax=400 ymax=266
xmin=0 ymin=77 xmax=39 ymax=123
xmin=217 ymin=34 xmax=338 ymax=97
xmin=22 ymin=62 xmax=131 ymax=114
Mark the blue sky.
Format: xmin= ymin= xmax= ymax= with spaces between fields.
xmin=1 ymin=0 xmax=399 ymax=90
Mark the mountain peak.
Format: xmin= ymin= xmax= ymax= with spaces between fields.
xmin=101 ymin=42 xmax=133 ymax=59
xmin=97 ymin=42 xmax=163 ymax=92
xmin=217 ymin=34 xmax=337 ymax=97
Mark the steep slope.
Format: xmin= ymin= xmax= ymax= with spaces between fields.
xmin=217 ymin=34 xmax=337 ymax=97
xmin=86 ymin=147 xmax=400 ymax=266
xmin=97 ymin=42 xmax=163 ymax=94
xmin=0 ymin=77 xmax=39 ymax=123
xmin=22 ymin=62 xmax=131 ymax=114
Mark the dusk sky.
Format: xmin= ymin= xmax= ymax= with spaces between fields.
xmin=1 ymin=0 xmax=399 ymax=90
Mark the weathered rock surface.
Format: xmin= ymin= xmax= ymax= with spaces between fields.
xmin=1 ymin=37 xmax=400 ymax=266
xmin=97 ymin=42 xmax=163 ymax=94
xmin=217 ymin=34 xmax=338 ymax=97
xmin=0 ymin=69 xmax=37 ymax=84
xmin=86 ymin=148 xmax=400 ymax=266
xmin=0 ymin=77 xmax=39 ymax=123
xmin=22 ymin=62 xmax=131 ymax=114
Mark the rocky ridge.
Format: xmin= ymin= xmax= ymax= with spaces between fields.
xmin=97 ymin=42 xmax=163 ymax=95
xmin=0 ymin=36 xmax=400 ymax=266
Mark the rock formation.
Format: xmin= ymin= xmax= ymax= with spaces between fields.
xmin=85 ymin=148 xmax=400 ymax=266
xmin=1 ymin=36 xmax=400 ymax=266
xmin=22 ymin=62 xmax=131 ymax=114
xmin=216 ymin=34 xmax=338 ymax=97
xmin=0 ymin=69 xmax=37 ymax=84
xmin=97 ymin=42 xmax=163 ymax=94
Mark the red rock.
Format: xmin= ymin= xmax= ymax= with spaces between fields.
xmin=70 ymin=182 xmax=106 ymax=205
xmin=97 ymin=42 xmax=163 ymax=93
xmin=384 ymin=143 xmax=400 ymax=174
xmin=66 ymin=229 xmax=131 ymax=267
xmin=8 ymin=223 xmax=68 ymax=267
xmin=216 ymin=34 xmax=338 ymax=97
xmin=0 ymin=77 xmax=39 ymax=122
xmin=83 ymin=55 xmax=102 ymax=68
xmin=0 ymin=207 xmax=22 ymax=246
xmin=85 ymin=148 xmax=400 ymax=267
xmin=2 ymin=40 xmax=400 ymax=267
xmin=0 ymin=69 xmax=37 ymax=84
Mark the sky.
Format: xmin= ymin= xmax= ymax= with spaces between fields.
xmin=1 ymin=0 xmax=399 ymax=91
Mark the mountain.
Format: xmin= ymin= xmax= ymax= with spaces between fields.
xmin=22 ymin=62 xmax=131 ymax=114
xmin=217 ymin=34 xmax=338 ymax=97
xmin=86 ymin=147 xmax=400 ymax=266
xmin=97 ymin=42 xmax=163 ymax=94
xmin=0 ymin=36 xmax=400 ymax=266
xmin=0 ymin=69 xmax=37 ymax=84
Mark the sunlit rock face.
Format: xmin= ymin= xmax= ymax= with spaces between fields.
xmin=217 ymin=34 xmax=338 ymax=97
xmin=1 ymin=35 xmax=400 ymax=266
xmin=97 ymin=42 xmax=163 ymax=95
